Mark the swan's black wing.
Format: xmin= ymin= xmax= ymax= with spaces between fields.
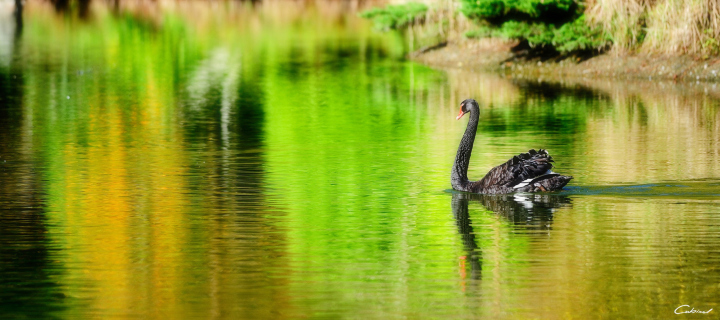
xmin=471 ymin=149 xmax=556 ymax=192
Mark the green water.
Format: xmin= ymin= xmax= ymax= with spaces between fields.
xmin=1 ymin=3 xmax=720 ymax=319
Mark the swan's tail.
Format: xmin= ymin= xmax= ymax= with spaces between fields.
xmin=515 ymin=174 xmax=573 ymax=192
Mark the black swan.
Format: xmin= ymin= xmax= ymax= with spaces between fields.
xmin=451 ymin=98 xmax=573 ymax=194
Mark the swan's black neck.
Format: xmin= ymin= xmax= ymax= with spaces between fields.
xmin=451 ymin=104 xmax=479 ymax=192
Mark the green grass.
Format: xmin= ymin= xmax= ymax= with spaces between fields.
xmin=464 ymin=25 xmax=498 ymax=39
xmin=359 ymin=2 xmax=428 ymax=31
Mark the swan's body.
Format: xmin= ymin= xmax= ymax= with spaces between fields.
xmin=451 ymin=99 xmax=572 ymax=194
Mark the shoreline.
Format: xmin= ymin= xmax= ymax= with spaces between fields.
xmin=411 ymin=39 xmax=720 ymax=83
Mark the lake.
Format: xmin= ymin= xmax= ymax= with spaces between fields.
xmin=1 ymin=2 xmax=719 ymax=318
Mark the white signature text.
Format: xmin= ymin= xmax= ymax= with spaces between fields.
xmin=675 ymin=305 xmax=713 ymax=314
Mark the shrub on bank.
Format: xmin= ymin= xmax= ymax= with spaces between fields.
xmin=460 ymin=0 xmax=577 ymax=24
xmin=461 ymin=0 xmax=610 ymax=55
xmin=359 ymin=2 xmax=428 ymax=31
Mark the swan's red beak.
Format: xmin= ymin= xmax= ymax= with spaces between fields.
xmin=456 ymin=109 xmax=466 ymax=120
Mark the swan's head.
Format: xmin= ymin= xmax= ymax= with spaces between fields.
xmin=456 ymin=99 xmax=478 ymax=120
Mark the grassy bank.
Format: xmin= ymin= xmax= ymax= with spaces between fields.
xmin=362 ymin=0 xmax=720 ymax=57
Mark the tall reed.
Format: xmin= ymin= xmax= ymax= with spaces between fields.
xmin=588 ymin=0 xmax=720 ymax=55
xmin=643 ymin=0 xmax=720 ymax=54
xmin=586 ymin=0 xmax=650 ymax=53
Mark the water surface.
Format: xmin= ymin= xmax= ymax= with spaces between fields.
xmin=1 ymin=2 xmax=719 ymax=319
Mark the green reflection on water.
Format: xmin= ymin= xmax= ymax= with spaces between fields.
xmin=1 ymin=2 xmax=720 ymax=319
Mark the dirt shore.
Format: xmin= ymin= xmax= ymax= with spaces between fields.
xmin=412 ymin=38 xmax=720 ymax=83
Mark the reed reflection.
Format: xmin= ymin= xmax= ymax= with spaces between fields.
xmin=52 ymin=0 xmax=91 ymax=18
xmin=0 ymin=1 xmax=21 ymax=69
xmin=0 ymin=49 xmax=65 ymax=319
xmin=12 ymin=0 xmax=22 ymax=36
xmin=181 ymin=48 xmax=291 ymax=318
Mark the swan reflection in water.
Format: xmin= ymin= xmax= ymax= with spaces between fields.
xmin=451 ymin=192 xmax=572 ymax=282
